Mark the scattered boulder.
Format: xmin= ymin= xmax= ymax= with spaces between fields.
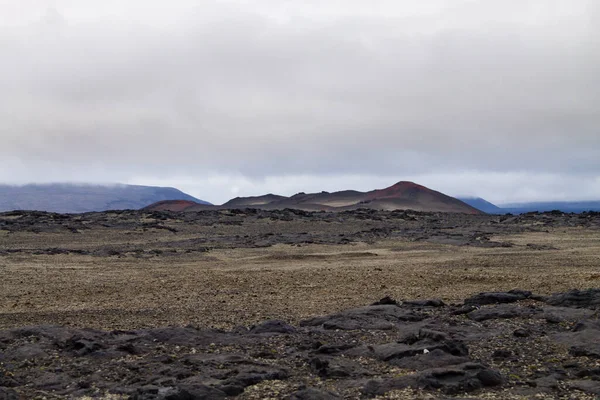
xmin=308 ymin=357 xmax=370 ymax=379
xmin=64 ymin=335 xmax=105 ymax=356
xmin=568 ymin=380 xmax=600 ymax=395
xmin=513 ymin=328 xmax=531 ymax=338
xmin=300 ymin=304 xmax=424 ymax=330
xmin=540 ymin=306 xmax=595 ymax=323
xmin=1 ymin=289 xmax=599 ymax=399
xmin=371 ymin=296 xmax=400 ymax=306
xmin=392 ymin=348 xmax=470 ymax=370
xmin=249 ymin=320 xmax=296 ymax=335
xmin=452 ymin=305 xmax=477 ymax=315
xmin=554 ymin=321 xmax=600 ymax=359
xmin=287 ymin=388 xmax=340 ymax=400
xmin=464 ymin=290 xmax=532 ymax=306
xmin=403 ymin=299 xmax=445 ymax=308
xmin=545 ymin=289 xmax=600 ymax=309
xmin=492 ymin=349 xmax=513 ymax=360
xmin=362 ymin=363 xmax=503 ymax=396
xmin=149 ymin=385 xmax=227 ymax=400
xmin=467 ymin=304 xmax=541 ymax=321
xmin=0 ymin=388 xmax=19 ymax=400
xmin=315 ymin=344 xmax=354 ymax=355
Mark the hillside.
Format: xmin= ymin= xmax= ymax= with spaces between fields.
xmin=223 ymin=194 xmax=287 ymax=208
xmin=458 ymin=197 xmax=504 ymax=214
xmin=0 ymin=184 xmax=210 ymax=213
xmin=146 ymin=181 xmax=482 ymax=214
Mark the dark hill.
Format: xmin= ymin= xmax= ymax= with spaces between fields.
xmin=146 ymin=181 xmax=482 ymax=214
xmin=223 ymin=194 xmax=287 ymax=208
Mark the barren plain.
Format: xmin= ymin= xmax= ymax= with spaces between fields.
xmin=1 ymin=209 xmax=599 ymax=399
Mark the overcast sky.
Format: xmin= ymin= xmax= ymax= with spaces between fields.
xmin=1 ymin=0 xmax=599 ymax=204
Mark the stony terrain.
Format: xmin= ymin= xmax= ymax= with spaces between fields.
xmin=1 ymin=209 xmax=600 ymax=399
xmin=1 ymin=289 xmax=600 ymax=399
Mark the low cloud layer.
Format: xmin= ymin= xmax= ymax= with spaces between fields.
xmin=1 ymin=0 xmax=599 ymax=204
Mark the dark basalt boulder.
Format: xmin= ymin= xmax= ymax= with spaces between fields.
xmin=249 ymin=320 xmax=297 ymax=334
xmin=315 ymin=343 xmax=355 ymax=355
xmin=464 ymin=290 xmax=532 ymax=306
xmin=146 ymin=327 xmax=231 ymax=347
xmin=371 ymin=296 xmax=399 ymax=306
xmin=139 ymin=384 xmax=227 ymax=400
xmin=177 ymin=353 xmax=289 ymax=390
xmin=287 ymin=387 xmax=340 ymax=400
xmin=391 ymin=348 xmax=470 ymax=370
xmin=300 ymin=304 xmax=424 ymax=330
xmin=362 ymin=363 xmax=503 ymax=396
xmin=347 ymin=327 xmax=468 ymax=365
xmin=308 ymin=356 xmax=372 ymax=378
xmin=348 ymin=342 xmax=434 ymax=361
xmin=554 ymin=321 xmax=600 ymax=359
xmin=568 ymin=380 xmax=600 ymax=395
xmin=0 ymin=371 xmax=20 ymax=388
xmin=467 ymin=304 xmax=541 ymax=321
xmin=64 ymin=335 xmax=106 ymax=356
xmin=4 ymin=288 xmax=600 ymax=399
xmin=545 ymin=289 xmax=600 ymax=309
xmin=513 ymin=328 xmax=531 ymax=338
xmin=403 ymin=299 xmax=446 ymax=308
xmin=0 ymin=387 xmax=19 ymax=400
xmin=539 ymin=306 xmax=595 ymax=323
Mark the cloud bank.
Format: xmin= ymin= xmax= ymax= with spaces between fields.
xmin=1 ymin=0 xmax=599 ymax=203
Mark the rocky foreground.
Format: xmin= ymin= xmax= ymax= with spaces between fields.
xmin=1 ymin=289 xmax=599 ymax=399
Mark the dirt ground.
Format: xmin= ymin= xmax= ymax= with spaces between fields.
xmin=1 ymin=210 xmax=600 ymax=399
xmin=1 ymin=210 xmax=599 ymax=330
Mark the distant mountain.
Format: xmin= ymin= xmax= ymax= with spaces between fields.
xmin=146 ymin=181 xmax=483 ymax=214
xmin=500 ymin=201 xmax=600 ymax=214
xmin=0 ymin=184 xmax=210 ymax=213
xmin=457 ymin=198 xmax=600 ymax=214
xmin=457 ymin=197 xmax=503 ymax=214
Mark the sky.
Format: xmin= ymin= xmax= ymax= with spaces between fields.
xmin=1 ymin=0 xmax=599 ymax=205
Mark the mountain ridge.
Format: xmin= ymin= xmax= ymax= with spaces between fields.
xmin=0 ymin=183 xmax=211 ymax=213
xmin=145 ymin=181 xmax=483 ymax=214
xmin=499 ymin=201 xmax=600 ymax=214
xmin=458 ymin=197 xmax=504 ymax=214
xmin=459 ymin=197 xmax=600 ymax=214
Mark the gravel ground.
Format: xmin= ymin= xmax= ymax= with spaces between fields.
xmin=1 ymin=209 xmax=599 ymax=399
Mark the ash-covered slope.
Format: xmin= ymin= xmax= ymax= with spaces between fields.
xmin=359 ymin=181 xmax=481 ymax=213
xmin=146 ymin=181 xmax=482 ymax=214
xmin=0 ymin=183 xmax=210 ymax=213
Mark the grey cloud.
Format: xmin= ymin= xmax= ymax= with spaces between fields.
xmin=0 ymin=0 xmax=599 ymax=201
